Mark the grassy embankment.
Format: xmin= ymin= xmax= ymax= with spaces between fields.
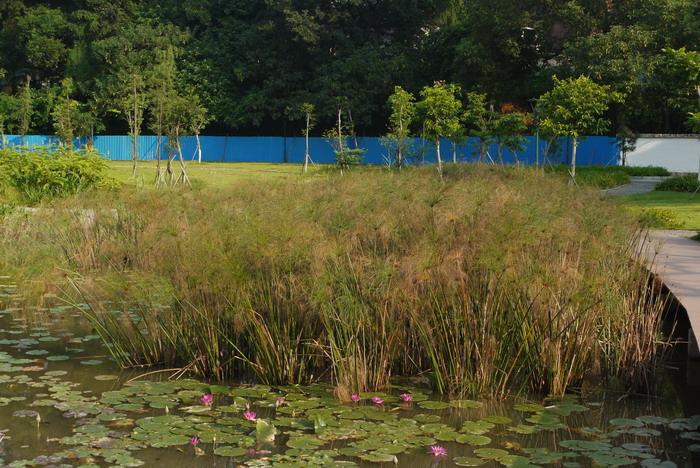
xmin=0 ymin=164 xmax=665 ymax=398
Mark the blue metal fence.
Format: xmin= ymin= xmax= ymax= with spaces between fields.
xmin=2 ymin=135 xmax=620 ymax=166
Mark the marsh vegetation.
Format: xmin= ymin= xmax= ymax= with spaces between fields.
xmin=0 ymin=164 xmax=667 ymax=399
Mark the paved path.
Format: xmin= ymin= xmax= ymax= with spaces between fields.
xmin=601 ymin=176 xmax=670 ymax=197
xmin=642 ymin=230 xmax=700 ymax=357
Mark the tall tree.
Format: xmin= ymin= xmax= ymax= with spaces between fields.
xmin=417 ymin=82 xmax=462 ymax=177
xmin=538 ymin=76 xmax=624 ymax=185
xmin=385 ymin=86 xmax=415 ymax=169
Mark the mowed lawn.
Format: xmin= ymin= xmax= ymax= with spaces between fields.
xmin=107 ymin=160 xmax=327 ymax=188
xmin=622 ymin=190 xmax=700 ymax=230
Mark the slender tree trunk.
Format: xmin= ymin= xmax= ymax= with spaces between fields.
xmin=176 ymin=127 xmax=190 ymax=186
xmin=337 ymin=109 xmax=344 ymax=176
xmin=20 ymin=75 xmax=31 ymax=147
xmin=348 ymin=109 xmax=358 ymax=149
xmin=497 ymin=144 xmax=503 ymax=164
xmin=303 ymin=113 xmax=310 ymax=173
xmin=479 ymin=140 xmax=486 ymax=163
xmin=436 ymin=138 xmax=443 ymax=178
xmin=196 ymin=132 xmax=202 ymax=163
xmin=452 ymin=141 xmax=457 ymax=164
xmin=569 ymin=137 xmax=578 ymax=186
xmin=155 ymin=128 xmax=162 ymax=186
xmin=131 ymin=77 xmax=139 ymax=180
xmin=397 ymin=117 xmax=403 ymax=170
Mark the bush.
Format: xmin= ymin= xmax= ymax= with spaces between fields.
xmin=637 ymin=207 xmax=685 ymax=229
xmin=0 ymin=145 xmax=117 ymax=204
xmin=655 ymin=174 xmax=700 ymax=193
xmin=621 ymin=166 xmax=670 ymax=176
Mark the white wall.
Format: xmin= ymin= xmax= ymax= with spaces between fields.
xmin=627 ymin=137 xmax=700 ymax=173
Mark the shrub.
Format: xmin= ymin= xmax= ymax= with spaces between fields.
xmin=0 ymin=145 xmax=117 ymax=205
xmin=655 ymin=174 xmax=700 ymax=193
xmin=621 ymin=166 xmax=670 ymax=176
xmin=637 ymin=208 xmax=685 ymax=229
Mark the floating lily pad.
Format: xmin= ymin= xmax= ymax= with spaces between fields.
xmin=417 ymin=401 xmax=449 ymax=410
xmin=94 ymin=375 xmax=119 ymax=381
xmin=483 ymin=415 xmax=512 ymax=424
xmin=450 ymin=400 xmax=483 ymax=409
xmin=640 ymin=460 xmax=677 ymax=468
xmin=213 ymin=446 xmax=248 ymax=457
xmin=256 ymin=419 xmax=276 ymax=442
xmin=513 ymin=403 xmax=546 ymax=412
xmin=474 ymin=448 xmax=509 ymax=459
xmin=359 ymin=452 xmax=396 ymax=462
xmin=461 ymin=420 xmax=494 ymax=435
xmin=287 ymin=436 xmax=324 ymax=449
xmin=46 ymin=355 xmax=70 ymax=361
xmin=454 ymin=457 xmax=486 ymax=466
xmin=456 ymin=434 xmax=491 ymax=445
xmin=610 ymin=418 xmax=644 ymax=428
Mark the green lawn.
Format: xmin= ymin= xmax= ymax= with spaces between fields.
xmin=621 ymin=190 xmax=700 ymax=230
xmin=107 ymin=161 xmax=327 ymax=188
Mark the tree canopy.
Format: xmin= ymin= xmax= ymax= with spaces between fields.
xmin=0 ymin=0 xmax=698 ymax=137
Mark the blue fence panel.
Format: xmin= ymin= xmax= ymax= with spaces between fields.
xmin=2 ymin=135 xmax=619 ymax=166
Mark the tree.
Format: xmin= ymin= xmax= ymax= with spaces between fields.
xmin=492 ymin=112 xmax=529 ymax=164
xmin=324 ymin=106 xmax=364 ymax=176
xmin=52 ymin=78 xmax=81 ymax=146
xmin=417 ymin=82 xmax=462 ymax=177
xmin=615 ymin=125 xmax=638 ymax=167
xmin=93 ymin=20 xmax=186 ymax=179
xmin=538 ymin=76 xmax=624 ymax=185
xmin=16 ymin=75 xmax=33 ymax=146
xmin=384 ymin=86 xmax=415 ymax=169
xmin=149 ymin=46 xmax=177 ymax=185
xmin=462 ymin=93 xmax=498 ymax=163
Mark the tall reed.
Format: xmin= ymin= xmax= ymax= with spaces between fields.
xmin=0 ymin=165 xmax=668 ymax=397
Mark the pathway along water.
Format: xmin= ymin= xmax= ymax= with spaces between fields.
xmin=0 ymin=283 xmax=699 ymax=467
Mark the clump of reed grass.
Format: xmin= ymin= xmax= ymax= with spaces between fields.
xmin=0 ymin=164 xmax=668 ymax=397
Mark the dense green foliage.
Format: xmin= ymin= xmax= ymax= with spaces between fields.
xmin=548 ymin=165 xmax=669 ymax=189
xmin=655 ymin=174 xmax=700 ymax=192
xmin=0 ymin=145 xmax=115 ymax=204
xmin=0 ymin=167 xmax=664 ymax=396
xmin=0 ymin=0 xmax=698 ymax=136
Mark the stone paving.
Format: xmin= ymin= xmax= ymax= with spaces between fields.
xmin=641 ymin=230 xmax=700 ymax=358
xmin=600 ymin=176 xmax=670 ymax=197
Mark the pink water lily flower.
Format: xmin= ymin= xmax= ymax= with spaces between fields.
xmin=189 ymin=436 xmax=199 ymax=445
xmin=276 ymin=396 xmax=285 ymax=407
xmin=200 ymin=394 xmax=213 ymax=406
xmin=401 ymin=394 xmax=413 ymax=402
xmin=243 ymin=411 xmax=257 ymax=422
xmin=350 ymin=394 xmax=360 ymax=402
xmin=371 ymin=396 xmax=384 ymax=405
xmin=429 ymin=445 xmax=448 ymax=457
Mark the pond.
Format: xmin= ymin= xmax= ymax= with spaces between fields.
xmin=0 ymin=281 xmax=697 ymax=468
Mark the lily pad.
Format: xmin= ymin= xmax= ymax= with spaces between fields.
xmin=456 ymin=434 xmax=491 ymax=445
xmin=454 ymin=457 xmax=486 ymax=466
xmin=417 ymin=401 xmax=449 ymax=410
xmin=213 ymin=446 xmax=248 ymax=457
xmin=474 ymin=448 xmax=509 ymax=459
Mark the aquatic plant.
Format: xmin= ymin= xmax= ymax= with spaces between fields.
xmin=428 ymin=445 xmax=448 ymax=457
xmin=0 ymin=165 xmax=667 ymax=397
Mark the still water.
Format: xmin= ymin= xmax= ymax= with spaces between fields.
xmin=0 ymin=282 xmax=698 ymax=468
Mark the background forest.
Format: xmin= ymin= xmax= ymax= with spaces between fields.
xmin=0 ymin=0 xmax=698 ymax=139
